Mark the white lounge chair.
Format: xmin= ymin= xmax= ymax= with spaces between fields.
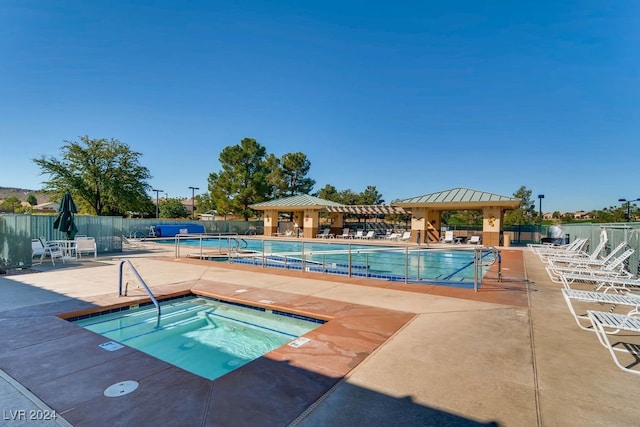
xmin=385 ymin=232 xmax=399 ymax=240
xmin=468 ymin=236 xmax=481 ymax=245
xmin=337 ymin=228 xmax=350 ymax=239
xmin=352 ymin=230 xmax=364 ymax=239
xmin=545 ymin=241 xmax=627 ymax=267
xmin=561 ymin=288 xmax=640 ymax=331
xmin=362 ymin=230 xmax=375 ymax=239
xmin=399 ymin=231 xmax=412 ymax=242
xmin=530 ymin=238 xmax=589 ymax=256
xmin=316 ymin=228 xmax=334 ymax=239
xmin=546 ymin=249 xmax=635 ymax=283
xmin=587 ymin=310 xmax=640 ymax=375
xmin=440 ymin=231 xmax=454 ymax=244
xmin=122 ymin=235 xmax=146 ymax=249
xmin=559 ymin=271 xmax=639 ymax=292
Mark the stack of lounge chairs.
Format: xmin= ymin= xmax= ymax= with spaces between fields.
xmin=530 ymin=234 xmax=640 ymax=375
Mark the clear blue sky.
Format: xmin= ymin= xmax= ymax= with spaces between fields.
xmin=1 ymin=1 xmax=638 ymax=213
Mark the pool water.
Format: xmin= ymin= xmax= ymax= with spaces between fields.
xmin=169 ymin=238 xmax=496 ymax=284
xmin=72 ymin=296 xmax=323 ymax=380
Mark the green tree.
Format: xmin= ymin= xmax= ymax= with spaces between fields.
xmin=0 ymin=196 xmax=20 ymax=213
xmin=27 ymin=194 xmax=38 ymax=206
xmin=504 ymin=185 xmax=535 ymax=225
xmin=159 ymin=198 xmax=188 ymax=218
xmin=265 ymin=152 xmax=315 ymax=198
xmin=315 ymin=184 xmax=341 ymax=202
xmin=207 ymin=138 xmax=270 ymax=220
xmin=33 ymin=136 xmax=153 ymax=216
xmin=357 ymin=186 xmax=384 ymax=205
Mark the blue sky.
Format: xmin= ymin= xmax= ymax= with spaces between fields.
xmin=1 ymin=1 xmax=638 ymax=213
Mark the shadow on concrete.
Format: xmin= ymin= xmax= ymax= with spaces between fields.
xmin=0 ymin=278 xmax=501 ymax=427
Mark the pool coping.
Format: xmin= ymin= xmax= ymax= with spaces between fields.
xmin=0 ymin=279 xmax=415 ymax=426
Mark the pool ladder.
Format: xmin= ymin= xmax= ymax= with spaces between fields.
xmin=118 ymin=259 xmax=161 ymax=317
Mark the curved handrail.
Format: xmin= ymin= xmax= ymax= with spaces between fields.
xmin=118 ymin=259 xmax=160 ymax=317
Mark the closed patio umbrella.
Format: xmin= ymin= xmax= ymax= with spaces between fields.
xmin=54 ymin=192 xmax=78 ymax=239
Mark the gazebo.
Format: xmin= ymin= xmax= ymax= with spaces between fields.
xmin=392 ymin=187 xmax=521 ymax=245
xmin=250 ymin=187 xmax=520 ymax=245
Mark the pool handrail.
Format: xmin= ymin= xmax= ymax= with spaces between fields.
xmin=171 ymin=235 xmax=500 ymax=292
xmin=118 ymin=259 xmax=161 ymax=317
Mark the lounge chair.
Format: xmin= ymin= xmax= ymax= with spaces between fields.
xmin=440 ymin=231 xmax=454 ymax=244
xmin=352 ymin=230 xmax=364 ymax=239
xmin=468 ymin=235 xmax=481 ymax=245
xmin=399 ymin=231 xmax=412 ymax=241
xmin=385 ymin=232 xmax=399 ymax=240
xmin=122 ymin=235 xmax=146 ymax=249
xmin=587 ymin=310 xmax=640 ymax=375
xmin=75 ymin=236 xmax=97 ymax=260
xmin=561 ymin=288 xmax=640 ymax=331
xmin=546 ymin=248 xmax=635 ymax=283
xmin=316 ymin=228 xmax=334 ymax=239
xmin=559 ymin=271 xmax=639 ymax=292
xmin=530 ymin=238 xmax=589 ymax=256
xmin=362 ymin=230 xmax=375 ymax=239
xmin=337 ymin=228 xmax=350 ymax=239
xmin=545 ymin=241 xmax=627 ymax=266
xmin=539 ymin=238 xmax=608 ymax=263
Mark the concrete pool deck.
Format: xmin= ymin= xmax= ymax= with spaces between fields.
xmin=1 ymin=243 xmax=639 ymax=426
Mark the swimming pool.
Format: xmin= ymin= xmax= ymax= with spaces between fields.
xmin=167 ymin=237 xmax=498 ymax=287
xmin=70 ymin=295 xmax=324 ymax=380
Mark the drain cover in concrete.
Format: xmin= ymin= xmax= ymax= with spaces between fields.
xmin=104 ymin=380 xmax=139 ymax=397
xmin=99 ymin=341 xmax=124 ymax=351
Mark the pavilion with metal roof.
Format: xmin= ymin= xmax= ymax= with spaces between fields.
xmin=392 ymin=188 xmax=521 ymax=245
xmin=250 ymin=188 xmax=520 ymax=245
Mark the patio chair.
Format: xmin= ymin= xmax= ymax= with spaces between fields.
xmin=75 ymin=236 xmax=97 ymax=260
xmin=362 ymin=230 xmax=375 ymax=239
xmin=530 ymin=238 xmax=589 ymax=256
xmin=546 ymin=249 xmax=635 ymax=284
xmin=399 ymin=231 xmax=412 ymax=241
xmin=559 ymin=271 xmax=639 ymax=292
xmin=122 ymin=235 xmax=146 ymax=249
xmin=337 ymin=228 xmax=350 ymax=238
xmin=561 ymin=288 xmax=640 ymax=331
xmin=316 ymin=228 xmax=334 ymax=239
xmin=385 ymin=232 xmax=399 ymax=240
xmin=468 ymin=235 xmax=481 ymax=245
xmin=32 ymin=239 xmax=64 ymax=266
xmin=353 ymin=230 xmax=365 ymax=239
xmin=440 ymin=231 xmax=454 ymax=244
xmin=543 ymin=241 xmax=624 ymax=265
xmin=587 ymin=310 xmax=640 ymax=375
xmin=539 ymin=237 xmax=608 ymax=263
xmin=547 ymin=243 xmax=631 ymax=270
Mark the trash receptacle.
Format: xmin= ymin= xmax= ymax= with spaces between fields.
xmin=503 ymin=236 xmax=510 ymax=247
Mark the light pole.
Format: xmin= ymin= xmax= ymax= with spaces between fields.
xmin=188 ymin=186 xmax=199 ymax=220
xmin=618 ymin=198 xmax=640 ymax=222
xmin=152 ymin=189 xmax=163 ymax=219
xmin=538 ymin=194 xmax=544 ymax=241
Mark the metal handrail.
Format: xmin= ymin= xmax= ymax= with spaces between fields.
xmin=118 ymin=259 xmax=160 ymax=317
xmin=170 ymin=236 xmax=501 ymax=290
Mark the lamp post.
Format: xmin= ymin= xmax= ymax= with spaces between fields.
xmin=538 ymin=194 xmax=544 ymax=241
xmin=152 ymin=189 xmax=163 ymax=219
xmin=618 ymin=198 xmax=640 ymax=222
xmin=188 ymin=186 xmax=199 ymax=220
